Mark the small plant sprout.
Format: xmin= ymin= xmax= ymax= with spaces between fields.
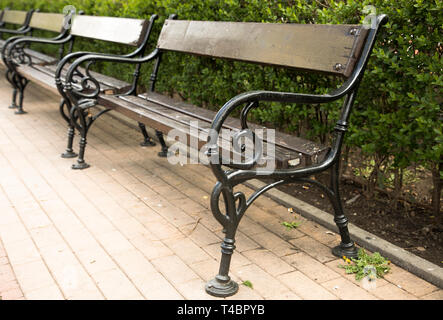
xmin=339 ymin=249 xmax=391 ymax=281
xmin=281 ymin=221 xmax=301 ymax=230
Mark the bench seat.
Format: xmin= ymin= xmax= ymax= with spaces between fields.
xmin=16 ymin=58 xmax=132 ymax=95
xmin=99 ymin=91 xmax=329 ymax=169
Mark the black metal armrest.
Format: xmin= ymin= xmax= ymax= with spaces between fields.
xmin=0 ymin=26 xmax=30 ymax=35
xmin=62 ymin=48 xmax=160 ymax=102
xmin=3 ymin=34 xmax=72 ymax=68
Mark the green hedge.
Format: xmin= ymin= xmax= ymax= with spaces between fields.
xmin=1 ymin=0 xmax=441 ymax=212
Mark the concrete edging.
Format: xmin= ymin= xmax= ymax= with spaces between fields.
xmin=106 ymin=111 xmax=443 ymax=289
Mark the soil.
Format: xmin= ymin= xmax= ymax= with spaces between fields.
xmin=272 ymin=172 xmax=443 ymax=266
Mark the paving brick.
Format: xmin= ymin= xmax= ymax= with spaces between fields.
xmin=4 ymin=238 xmax=41 ymax=266
xmin=289 ymin=236 xmax=336 ymax=263
xmin=251 ymin=231 xmax=298 ymax=257
xmin=134 ymin=271 xmax=184 ymax=300
xmin=224 ymin=285 xmax=264 ymax=300
xmin=175 ymin=278 xmax=219 ymax=300
xmin=12 ymin=260 xmax=56 ymax=293
xmin=369 ymin=282 xmax=419 ymax=300
xmin=29 ymin=225 xmax=65 ymax=249
xmin=187 ymin=259 xmax=221 ymax=282
xmin=164 ymin=236 xmax=212 ymax=265
xmin=265 ymin=290 xmax=302 ymax=300
xmin=234 ymin=264 xmax=291 ymax=299
xmin=151 ymin=255 xmax=200 ymax=285
xmin=321 ymin=277 xmax=378 ymax=300
xmin=383 ymin=266 xmax=438 ymax=297
xmin=420 ymin=290 xmax=443 ymax=300
xmin=25 ymin=285 xmax=64 ymax=300
xmin=112 ymin=249 xmax=158 ymax=279
xmin=277 ymin=271 xmax=339 ymax=300
xmin=0 ymin=279 xmax=20 ymax=292
xmin=95 ymin=230 xmax=135 ymax=255
xmin=130 ymin=236 xmax=173 ymax=260
xmin=92 ymin=268 xmax=144 ymax=300
xmin=0 ymin=222 xmax=31 ymax=245
xmin=181 ymin=223 xmax=221 ymax=246
xmin=283 ymin=252 xmax=341 ymax=283
xmin=242 ymin=249 xmax=295 ymax=277
xmin=75 ymin=247 xmax=117 ymax=275
xmin=234 ymin=232 xmax=261 ymax=253
xmin=296 ymin=220 xmax=341 ymax=248
xmin=0 ymin=288 xmax=24 ymax=300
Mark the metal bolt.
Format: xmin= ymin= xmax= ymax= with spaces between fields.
xmin=349 ymin=28 xmax=358 ymax=36
xmin=334 ymin=63 xmax=343 ymax=71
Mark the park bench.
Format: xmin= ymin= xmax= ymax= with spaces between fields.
xmin=2 ymin=10 xmax=159 ymax=159
xmin=59 ymin=14 xmax=388 ymax=297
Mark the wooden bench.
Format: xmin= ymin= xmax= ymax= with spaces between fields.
xmin=60 ymin=15 xmax=388 ymax=297
xmin=2 ymin=11 xmax=159 ymax=162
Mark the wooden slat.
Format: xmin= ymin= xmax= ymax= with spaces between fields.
xmin=29 ymin=12 xmax=65 ymax=33
xmin=139 ymin=91 xmax=328 ymax=158
xmin=99 ymin=94 xmax=307 ymax=169
xmin=2 ymin=10 xmax=27 ymax=25
xmin=157 ymin=20 xmax=368 ymax=77
xmin=71 ymin=15 xmax=149 ymax=46
xmin=17 ymin=64 xmax=131 ymax=96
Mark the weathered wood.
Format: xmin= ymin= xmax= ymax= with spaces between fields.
xmin=1 ymin=10 xmax=27 ymax=25
xmin=71 ymin=15 xmax=149 ymax=46
xmin=99 ymin=94 xmax=328 ymax=168
xmin=140 ymin=92 xmax=328 ymax=159
xmin=29 ymin=12 xmax=65 ymax=33
xmin=157 ymin=20 xmax=368 ymax=77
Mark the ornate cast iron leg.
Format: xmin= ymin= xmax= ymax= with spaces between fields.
xmin=9 ymin=88 xmax=18 ymax=109
xmin=70 ymin=102 xmax=110 ymax=170
xmin=5 ymin=69 xmax=18 ymax=109
xmin=59 ymin=100 xmax=78 ymax=159
xmin=62 ymin=125 xmax=78 ymax=159
xmin=205 ymin=235 xmax=239 ymax=297
xmin=330 ymin=161 xmax=358 ymax=258
xmin=206 ymin=185 xmax=245 ymax=297
xmin=155 ymin=130 xmax=171 ymax=157
xmin=138 ymin=122 xmax=156 ymax=147
xmin=71 ymin=107 xmax=90 ymax=170
xmin=14 ymin=74 xmax=29 ymax=115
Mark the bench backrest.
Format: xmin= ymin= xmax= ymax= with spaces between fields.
xmin=1 ymin=9 xmax=28 ymax=26
xmin=29 ymin=12 xmax=66 ymax=33
xmin=157 ymin=20 xmax=369 ymax=78
xmin=71 ymin=15 xmax=149 ymax=46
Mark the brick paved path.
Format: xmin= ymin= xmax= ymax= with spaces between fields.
xmin=0 ymin=74 xmax=441 ymax=300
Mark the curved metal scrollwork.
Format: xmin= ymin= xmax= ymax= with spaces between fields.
xmin=69 ymin=61 xmax=101 ymax=100
xmin=209 ymin=182 xmax=247 ymax=232
xmin=9 ymin=44 xmax=32 ymax=66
